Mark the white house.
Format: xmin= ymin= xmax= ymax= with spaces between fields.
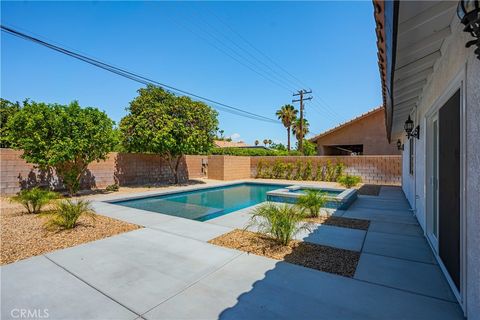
xmin=374 ymin=0 xmax=480 ymax=318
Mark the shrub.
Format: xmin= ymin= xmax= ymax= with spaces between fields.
xmin=10 ymin=187 xmax=58 ymax=214
xmin=285 ymin=162 xmax=294 ymax=180
xmin=303 ymin=160 xmax=313 ymax=180
xmin=338 ymin=175 xmax=362 ymax=188
xmin=45 ymin=199 xmax=95 ymax=230
xmin=210 ymin=147 xmax=302 ymax=156
xmin=256 ymin=160 xmax=265 ymax=178
xmin=296 ymin=190 xmax=328 ymax=217
xmin=334 ymin=162 xmax=345 ymax=181
xmin=294 ymin=160 xmax=304 ymax=180
xmin=105 ymin=184 xmax=119 ymax=192
xmin=325 ymin=160 xmax=335 ymax=182
xmin=247 ymin=203 xmax=310 ymax=245
xmin=314 ymin=164 xmax=324 ymax=181
xmin=272 ymin=160 xmax=286 ymax=179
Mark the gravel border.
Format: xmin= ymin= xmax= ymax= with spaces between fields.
xmin=304 ymin=216 xmax=370 ymax=230
xmin=209 ymin=229 xmax=360 ymax=277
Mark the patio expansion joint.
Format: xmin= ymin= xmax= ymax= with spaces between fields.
xmin=361 ymin=250 xmax=437 ymax=265
xmin=43 ymin=255 xmax=142 ymax=319
xmin=139 ymin=250 xmax=246 ymax=317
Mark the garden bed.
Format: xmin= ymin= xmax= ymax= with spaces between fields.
xmin=357 ymin=184 xmax=381 ymax=196
xmin=0 ymin=202 xmax=140 ymax=265
xmin=304 ymin=216 xmax=370 ymax=230
xmin=209 ymin=229 xmax=360 ymax=277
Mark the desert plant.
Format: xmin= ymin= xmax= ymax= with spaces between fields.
xmin=247 ymin=203 xmax=310 ymax=245
xmin=294 ymin=160 xmax=304 ymax=180
xmin=285 ymin=162 xmax=295 ymax=180
xmin=272 ymin=160 xmax=286 ymax=179
xmin=45 ymin=199 xmax=95 ymax=230
xmin=338 ymin=175 xmax=362 ymax=188
xmin=10 ymin=187 xmax=58 ymax=214
xmin=296 ymin=190 xmax=328 ymax=217
xmin=324 ymin=160 xmax=336 ymax=182
xmin=303 ymin=160 xmax=313 ymax=181
xmin=105 ymin=184 xmax=119 ymax=192
xmin=314 ymin=164 xmax=324 ymax=181
xmin=334 ymin=162 xmax=345 ymax=181
xmin=256 ymin=160 xmax=265 ymax=178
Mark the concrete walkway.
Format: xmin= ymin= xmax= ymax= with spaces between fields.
xmin=1 ymin=185 xmax=464 ymax=319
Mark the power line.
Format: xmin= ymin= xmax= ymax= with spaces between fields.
xmin=1 ymin=25 xmax=280 ymax=124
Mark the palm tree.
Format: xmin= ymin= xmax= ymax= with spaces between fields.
xmin=275 ymin=104 xmax=298 ymax=152
xmin=292 ymin=118 xmax=310 ymax=144
xmin=263 ymin=139 xmax=268 ymax=147
xmin=254 ymin=140 xmax=259 ymax=146
xmin=268 ymin=139 xmax=272 ymax=146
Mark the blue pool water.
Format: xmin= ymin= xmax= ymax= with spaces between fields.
xmin=113 ymin=183 xmax=285 ymax=221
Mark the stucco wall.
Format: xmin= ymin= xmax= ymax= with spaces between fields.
xmin=0 ymin=149 xmax=207 ymax=195
xmin=399 ymin=18 xmax=480 ymax=318
xmin=207 ymin=155 xmax=251 ymax=180
xmin=313 ymin=109 xmax=400 ymax=155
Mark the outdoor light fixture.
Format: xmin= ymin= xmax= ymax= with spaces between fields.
xmin=396 ymin=139 xmax=404 ymax=151
xmin=457 ymin=0 xmax=480 ymax=60
xmin=404 ymin=115 xmax=420 ymax=139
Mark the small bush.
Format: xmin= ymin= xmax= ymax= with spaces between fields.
xmin=256 ymin=160 xmax=265 ymax=178
xmin=285 ymin=162 xmax=294 ymax=180
xmin=105 ymin=184 xmax=119 ymax=192
xmin=294 ymin=161 xmax=304 ymax=180
xmin=334 ymin=162 xmax=345 ymax=181
xmin=338 ymin=175 xmax=362 ymax=188
xmin=45 ymin=199 xmax=95 ymax=230
xmin=10 ymin=187 xmax=58 ymax=214
xmin=248 ymin=203 xmax=310 ymax=245
xmin=303 ymin=160 xmax=313 ymax=181
xmin=211 ymin=147 xmax=302 ymax=157
xmin=324 ymin=160 xmax=335 ymax=182
xmin=297 ymin=190 xmax=328 ymax=217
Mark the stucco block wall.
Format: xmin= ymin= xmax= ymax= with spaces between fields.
xmin=314 ymin=109 xmax=400 ymax=155
xmin=399 ymin=19 xmax=480 ymax=318
xmin=251 ymin=156 xmax=401 ymax=185
xmin=207 ymin=155 xmax=251 ymax=180
xmin=0 ymin=149 xmax=207 ymax=195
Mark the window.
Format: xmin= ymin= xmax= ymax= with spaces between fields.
xmin=409 ymin=138 xmax=415 ymax=175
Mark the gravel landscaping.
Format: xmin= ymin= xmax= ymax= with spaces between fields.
xmin=209 ymin=229 xmax=360 ymax=277
xmin=304 ymin=216 xmax=370 ymax=230
xmin=0 ymin=200 xmax=140 ymax=265
xmin=357 ymin=184 xmax=381 ymax=196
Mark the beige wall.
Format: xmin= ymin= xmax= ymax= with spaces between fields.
xmin=207 ymin=155 xmax=251 ymax=180
xmin=314 ymin=109 xmax=400 ymax=155
xmin=0 ymin=149 xmax=207 ymax=195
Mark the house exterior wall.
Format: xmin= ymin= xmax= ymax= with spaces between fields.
xmin=314 ymin=110 xmax=400 ymax=155
xmin=399 ymin=19 xmax=480 ymax=318
xmin=0 ymin=149 xmax=207 ymax=195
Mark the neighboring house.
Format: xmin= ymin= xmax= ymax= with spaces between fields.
xmin=375 ymin=0 xmax=479 ymax=318
xmin=309 ymin=107 xmax=399 ymax=155
xmin=214 ymin=140 xmax=247 ymax=148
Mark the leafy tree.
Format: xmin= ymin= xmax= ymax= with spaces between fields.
xmin=275 ymin=104 xmax=298 ymax=152
xmin=270 ymin=142 xmax=287 ymax=151
xmin=0 ymin=98 xmax=21 ymax=148
xmin=296 ymin=139 xmax=317 ymax=156
xmin=120 ymin=85 xmax=218 ymax=183
xmin=7 ymin=100 xmax=117 ymax=195
xmin=292 ymin=118 xmax=310 ymax=143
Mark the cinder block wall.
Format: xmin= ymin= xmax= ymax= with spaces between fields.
xmin=0 ymin=149 xmax=207 ymax=195
xmin=207 ymin=155 xmax=251 ymax=180
xmin=250 ymin=156 xmax=402 ymax=185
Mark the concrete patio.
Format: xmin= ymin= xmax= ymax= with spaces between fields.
xmin=1 ymin=185 xmax=464 ymax=319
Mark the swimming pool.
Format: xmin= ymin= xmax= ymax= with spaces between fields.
xmin=112 ymin=183 xmax=286 ymax=221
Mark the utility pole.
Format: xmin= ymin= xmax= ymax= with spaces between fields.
xmin=292 ymin=89 xmax=313 ymax=153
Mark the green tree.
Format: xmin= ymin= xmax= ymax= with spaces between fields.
xmin=296 ymin=139 xmax=317 ymax=156
xmin=120 ymin=85 xmax=218 ymax=183
xmin=292 ymin=118 xmax=310 ymax=144
xmin=275 ymin=104 xmax=298 ymax=152
xmin=0 ymin=98 xmax=21 ymax=148
xmin=7 ymin=101 xmax=117 ymax=195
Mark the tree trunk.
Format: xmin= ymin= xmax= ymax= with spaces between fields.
xmin=287 ymin=127 xmax=291 ymax=152
xmin=166 ymin=153 xmax=182 ymax=184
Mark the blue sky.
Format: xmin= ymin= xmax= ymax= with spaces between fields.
xmin=1 ymin=1 xmax=381 ymax=145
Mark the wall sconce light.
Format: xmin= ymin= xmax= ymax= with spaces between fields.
xmin=457 ymin=0 xmax=480 ymax=60
xmin=396 ymin=139 xmax=404 ymax=151
xmin=404 ymin=115 xmax=420 ymax=139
